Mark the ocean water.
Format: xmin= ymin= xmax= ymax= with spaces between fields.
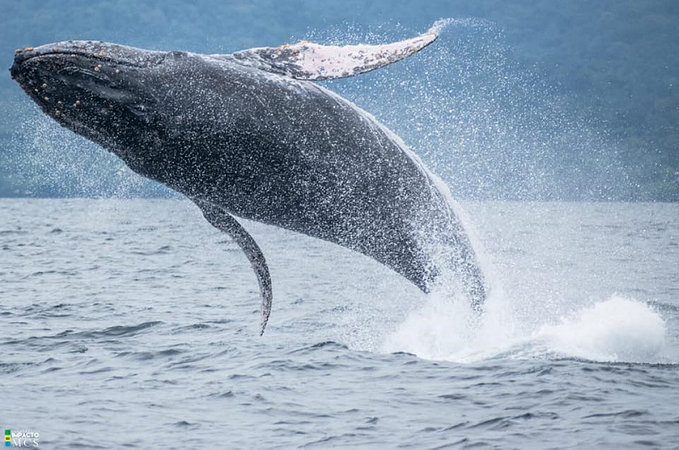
xmin=1 ymin=199 xmax=677 ymax=449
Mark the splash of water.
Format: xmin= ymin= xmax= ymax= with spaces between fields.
xmin=427 ymin=17 xmax=493 ymax=35
xmin=535 ymin=296 xmax=666 ymax=362
xmin=382 ymin=292 xmax=667 ymax=364
xmin=308 ymin=20 xmax=655 ymax=363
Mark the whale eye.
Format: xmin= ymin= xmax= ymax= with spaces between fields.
xmin=126 ymin=103 xmax=147 ymax=116
xmin=122 ymin=103 xmax=149 ymax=121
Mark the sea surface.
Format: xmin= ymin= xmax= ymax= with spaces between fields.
xmin=1 ymin=199 xmax=677 ymax=449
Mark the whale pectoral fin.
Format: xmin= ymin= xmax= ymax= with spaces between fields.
xmin=227 ymin=30 xmax=438 ymax=81
xmin=196 ymin=200 xmax=272 ymax=335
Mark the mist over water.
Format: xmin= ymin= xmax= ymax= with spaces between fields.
xmin=319 ymin=19 xmax=631 ymax=201
xmin=303 ymin=20 xmax=665 ymax=366
xmin=7 ymin=101 xmax=167 ymax=198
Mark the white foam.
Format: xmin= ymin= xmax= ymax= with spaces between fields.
xmin=536 ymin=296 xmax=666 ymax=363
xmin=382 ymin=293 xmax=667 ymax=364
xmin=382 ymin=287 xmax=520 ymax=363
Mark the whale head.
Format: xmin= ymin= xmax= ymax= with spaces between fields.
xmin=10 ymin=41 xmax=177 ymax=160
xmin=9 ymin=40 xmax=255 ymax=184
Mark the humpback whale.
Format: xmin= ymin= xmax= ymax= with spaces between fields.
xmin=10 ymin=27 xmax=487 ymax=334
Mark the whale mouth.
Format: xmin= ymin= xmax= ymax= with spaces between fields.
xmin=10 ymin=41 xmax=162 ymax=140
xmin=11 ymin=40 xmax=167 ymax=72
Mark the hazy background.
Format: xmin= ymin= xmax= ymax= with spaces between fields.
xmin=0 ymin=0 xmax=677 ymax=201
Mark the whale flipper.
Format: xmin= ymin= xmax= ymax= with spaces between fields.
xmin=196 ymin=200 xmax=272 ymax=335
xmin=227 ymin=31 xmax=438 ymax=81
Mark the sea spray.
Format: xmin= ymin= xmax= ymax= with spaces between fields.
xmin=536 ymin=296 xmax=666 ymax=362
xmin=382 ymin=293 xmax=667 ymax=364
xmin=322 ymin=19 xmax=631 ymax=201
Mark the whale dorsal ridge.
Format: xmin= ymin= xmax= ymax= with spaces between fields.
xmin=225 ymin=30 xmax=438 ymax=81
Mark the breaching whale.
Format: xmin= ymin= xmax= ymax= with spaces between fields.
xmin=10 ymin=27 xmax=487 ymax=334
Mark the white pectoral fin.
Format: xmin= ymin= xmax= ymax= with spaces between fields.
xmin=196 ymin=200 xmax=272 ymax=335
xmin=227 ymin=30 xmax=438 ymax=81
